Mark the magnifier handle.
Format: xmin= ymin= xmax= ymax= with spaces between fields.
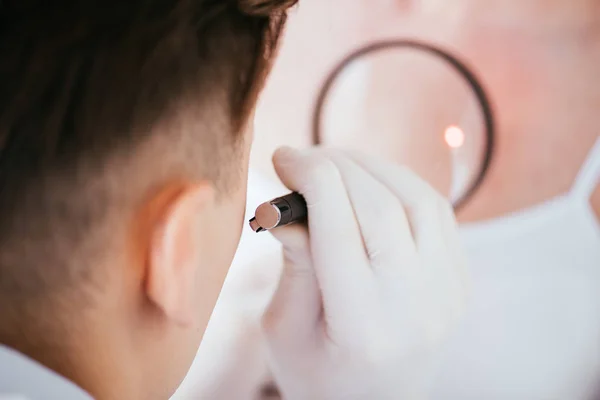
xmin=249 ymin=192 xmax=307 ymax=233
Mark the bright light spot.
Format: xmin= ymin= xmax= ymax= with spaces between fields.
xmin=444 ymin=125 xmax=465 ymax=148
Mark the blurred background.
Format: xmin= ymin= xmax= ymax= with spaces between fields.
xmin=174 ymin=1 xmax=600 ymax=398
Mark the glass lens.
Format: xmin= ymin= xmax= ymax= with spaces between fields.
xmin=315 ymin=44 xmax=490 ymax=206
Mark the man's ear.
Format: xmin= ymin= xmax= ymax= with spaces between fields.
xmin=144 ymin=182 xmax=215 ymax=326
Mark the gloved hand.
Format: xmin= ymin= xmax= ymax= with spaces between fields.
xmin=261 ymin=148 xmax=469 ymax=400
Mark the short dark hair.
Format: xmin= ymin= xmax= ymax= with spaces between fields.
xmin=0 ymin=0 xmax=296 ymax=333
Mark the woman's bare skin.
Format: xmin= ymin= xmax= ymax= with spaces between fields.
xmin=255 ymin=0 xmax=600 ymax=221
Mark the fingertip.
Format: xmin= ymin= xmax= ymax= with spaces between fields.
xmin=272 ymin=147 xmax=304 ymax=191
xmin=272 ymin=146 xmax=301 ymax=167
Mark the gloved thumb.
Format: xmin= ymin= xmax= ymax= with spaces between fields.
xmin=271 ymin=146 xmax=310 ymax=194
xmin=262 ymin=221 xmax=321 ymax=348
xmin=261 ymin=147 xmax=321 ymax=348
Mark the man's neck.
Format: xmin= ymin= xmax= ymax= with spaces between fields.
xmin=2 ymin=321 xmax=143 ymax=400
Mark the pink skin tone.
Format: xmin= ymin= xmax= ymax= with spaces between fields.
xmin=254 ymin=0 xmax=600 ymax=221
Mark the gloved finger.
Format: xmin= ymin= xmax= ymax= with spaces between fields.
xmin=428 ymin=209 xmax=470 ymax=322
xmin=412 ymin=201 xmax=466 ymax=340
xmin=262 ymin=223 xmax=321 ymax=347
xmin=439 ymin=211 xmax=470 ymax=296
xmin=348 ymin=152 xmax=465 ymax=294
xmin=348 ymin=153 xmax=469 ymax=342
xmin=272 ymin=147 xmax=374 ymax=337
xmin=323 ymin=150 xmax=418 ymax=277
xmin=406 ymin=195 xmax=468 ymax=318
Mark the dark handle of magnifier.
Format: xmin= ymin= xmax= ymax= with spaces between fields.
xmin=249 ymin=193 xmax=307 ymax=233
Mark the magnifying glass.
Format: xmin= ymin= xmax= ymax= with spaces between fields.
xmin=313 ymin=39 xmax=495 ymax=211
xmin=250 ymin=40 xmax=495 ymax=232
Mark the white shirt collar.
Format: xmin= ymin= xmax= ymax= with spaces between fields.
xmin=0 ymin=345 xmax=92 ymax=400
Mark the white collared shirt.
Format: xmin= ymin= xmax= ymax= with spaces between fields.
xmin=0 ymin=345 xmax=92 ymax=400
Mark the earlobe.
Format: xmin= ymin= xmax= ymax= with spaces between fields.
xmin=145 ymin=183 xmax=215 ymax=326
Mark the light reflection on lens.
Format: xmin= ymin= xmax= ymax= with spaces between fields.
xmin=445 ymin=125 xmax=466 ymax=149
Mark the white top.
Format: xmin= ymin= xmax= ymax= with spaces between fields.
xmin=432 ymin=138 xmax=600 ymax=400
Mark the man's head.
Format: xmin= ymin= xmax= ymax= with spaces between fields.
xmin=0 ymin=0 xmax=296 ymax=397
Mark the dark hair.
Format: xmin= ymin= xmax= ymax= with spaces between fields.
xmin=0 ymin=0 xmax=297 ymax=330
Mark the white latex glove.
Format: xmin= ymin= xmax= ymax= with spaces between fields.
xmin=261 ymin=148 xmax=469 ymax=400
